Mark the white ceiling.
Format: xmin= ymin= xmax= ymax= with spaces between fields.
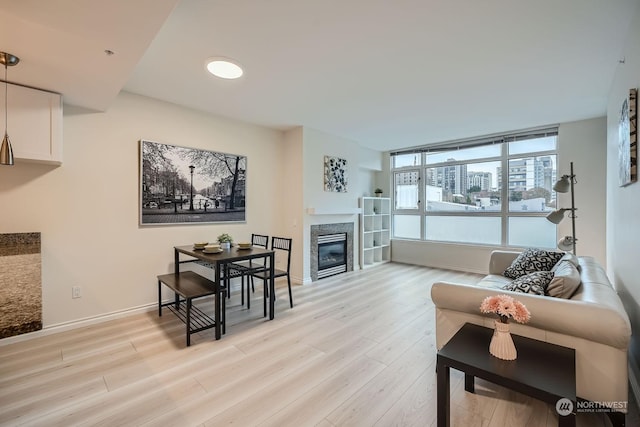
xmin=1 ymin=0 xmax=638 ymax=151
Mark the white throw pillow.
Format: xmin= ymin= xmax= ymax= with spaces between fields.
xmin=547 ymin=260 xmax=581 ymax=298
xmin=552 ymin=252 xmax=580 ymax=271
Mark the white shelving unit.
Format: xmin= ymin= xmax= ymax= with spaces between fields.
xmin=359 ymin=197 xmax=391 ymax=268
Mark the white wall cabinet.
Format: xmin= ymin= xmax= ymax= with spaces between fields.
xmin=359 ymin=197 xmax=391 ymax=268
xmin=0 ymin=83 xmax=63 ymax=164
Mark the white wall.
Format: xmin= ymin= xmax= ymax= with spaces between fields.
xmin=300 ymin=127 xmax=381 ymax=282
xmin=606 ymin=3 xmax=640 ymax=395
xmin=282 ymin=127 xmax=305 ymax=284
xmin=557 ymin=117 xmax=607 ymax=264
xmin=390 ymin=117 xmax=607 ymax=273
xmin=302 ymin=127 xmax=375 ymax=213
xmin=0 ymin=92 xmax=285 ymax=327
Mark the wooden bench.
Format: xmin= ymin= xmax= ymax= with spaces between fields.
xmin=157 ymin=271 xmax=224 ymax=346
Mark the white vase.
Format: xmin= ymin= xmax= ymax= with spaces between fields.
xmin=221 ymin=242 xmax=231 ymax=250
xmin=489 ymin=320 xmax=517 ymax=360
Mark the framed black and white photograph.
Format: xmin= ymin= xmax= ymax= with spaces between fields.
xmin=140 ymin=140 xmax=246 ymax=225
xmin=324 ymin=155 xmax=348 ymax=193
xmin=619 ymin=88 xmax=637 ymax=187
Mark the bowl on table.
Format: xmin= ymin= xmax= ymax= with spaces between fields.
xmin=238 ymin=242 xmax=252 ymax=249
xmin=193 ymin=242 xmax=208 ymax=250
xmin=203 ymin=244 xmax=221 ymax=253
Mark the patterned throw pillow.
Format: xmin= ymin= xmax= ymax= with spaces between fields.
xmin=502 ymin=271 xmax=555 ymax=295
xmin=503 ymin=248 xmax=565 ymax=279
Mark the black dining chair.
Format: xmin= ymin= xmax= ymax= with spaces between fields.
xmin=227 ymin=234 xmax=269 ymax=308
xmin=250 ymin=236 xmax=293 ymax=309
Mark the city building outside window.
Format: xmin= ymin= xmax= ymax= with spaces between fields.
xmin=390 ymin=128 xmax=559 ymax=248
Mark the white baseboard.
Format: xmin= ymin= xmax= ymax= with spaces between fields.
xmin=0 ymin=274 xmax=312 ymax=346
xmin=0 ymin=302 xmax=157 ymax=347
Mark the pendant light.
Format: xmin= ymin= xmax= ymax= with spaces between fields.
xmin=0 ymin=51 xmax=20 ymax=166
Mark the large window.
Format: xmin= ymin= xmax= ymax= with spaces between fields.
xmin=391 ymin=129 xmax=558 ymax=248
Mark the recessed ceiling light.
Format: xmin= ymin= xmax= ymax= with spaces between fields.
xmin=205 ymin=58 xmax=243 ymax=79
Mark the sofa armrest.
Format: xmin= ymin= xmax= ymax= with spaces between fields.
xmin=489 ymin=250 xmax=521 ymax=274
xmin=431 ymin=281 xmax=631 ymax=350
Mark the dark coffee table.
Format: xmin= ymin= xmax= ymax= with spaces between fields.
xmin=436 ymin=323 xmax=576 ymax=427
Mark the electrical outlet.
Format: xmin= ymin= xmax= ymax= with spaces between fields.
xmin=72 ymin=286 xmax=81 ymax=299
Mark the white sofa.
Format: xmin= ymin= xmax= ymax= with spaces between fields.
xmin=431 ymin=250 xmax=631 ymax=418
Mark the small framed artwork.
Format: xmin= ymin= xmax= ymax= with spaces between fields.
xmin=139 ymin=140 xmax=246 ymax=225
xmin=324 ymin=156 xmax=348 ymax=193
xmin=619 ymin=88 xmax=637 ymax=187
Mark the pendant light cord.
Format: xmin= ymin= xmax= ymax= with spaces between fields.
xmin=4 ymin=61 xmax=7 ymax=137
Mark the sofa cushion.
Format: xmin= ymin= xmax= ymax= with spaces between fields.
xmin=477 ymin=274 xmax=513 ymax=289
xmin=547 ymin=260 xmax=581 ymax=298
xmin=502 ymin=271 xmax=554 ymax=295
xmin=503 ymin=248 xmax=565 ymax=279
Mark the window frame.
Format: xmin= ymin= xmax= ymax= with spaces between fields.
xmin=392 ymin=167 xmax=422 ymax=240
xmin=391 ymin=129 xmax=558 ymax=247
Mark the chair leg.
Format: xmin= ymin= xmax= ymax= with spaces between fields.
xmin=222 ymin=289 xmax=226 ymax=335
xmin=246 ymin=274 xmax=251 ymax=309
xmin=263 ymin=277 xmax=268 ymax=317
xmin=287 ymin=274 xmax=293 ymax=308
xmin=241 ymin=275 xmax=244 ymax=306
xmin=249 ymin=276 xmax=269 ymax=294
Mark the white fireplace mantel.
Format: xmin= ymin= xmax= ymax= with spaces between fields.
xmin=305 ymin=207 xmax=361 ymax=215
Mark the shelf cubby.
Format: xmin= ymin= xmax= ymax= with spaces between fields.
xmin=359 ymin=197 xmax=391 ymax=268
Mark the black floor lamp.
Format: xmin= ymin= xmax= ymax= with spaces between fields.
xmin=546 ymin=162 xmax=577 ymax=254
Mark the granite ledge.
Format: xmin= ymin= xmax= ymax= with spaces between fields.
xmin=0 ymin=233 xmax=41 ymax=256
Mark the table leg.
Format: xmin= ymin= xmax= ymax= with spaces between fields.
xmin=158 ymin=280 xmax=162 ymax=317
xmin=221 ymin=279 xmax=226 ymax=335
xmin=465 ymin=373 xmax=475 ymax=393
xmin=269 ymin=252 xmax=275 ymax=320
xmin=436 ymin=357 xmax=450 ymax=427
xmin=214 ymin=263 xmax=222 ymax=340
xmin=173 ymin=248 xmax=180 ymax=309
xmin=558 ymin=412 xmax=576 ymax=427
xmin=263 ymin=273 xmax=267 ymax=318
xmin=607 ymin=411 xmax=626 ymax=427
xmin=222 ymin=264 xmax=227 ymax=335
xmin=606 ymin=411 xmax=625 ymax=427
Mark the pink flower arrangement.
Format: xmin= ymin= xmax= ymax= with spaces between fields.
xmin=480 ymin=294 xmax=531 ymax=324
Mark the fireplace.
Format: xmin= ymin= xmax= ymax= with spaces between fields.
xmin=317 ymin=233 xmax=347 ymax=279
xmin=310 ymin=222 xmax=354 ymax=281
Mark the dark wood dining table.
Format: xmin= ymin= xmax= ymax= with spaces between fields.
xmin=174 ymin=245 xmax=276 ymax=339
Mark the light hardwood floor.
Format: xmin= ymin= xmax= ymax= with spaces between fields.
xmin=0 ymin=263 xmax=636 ymax=426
